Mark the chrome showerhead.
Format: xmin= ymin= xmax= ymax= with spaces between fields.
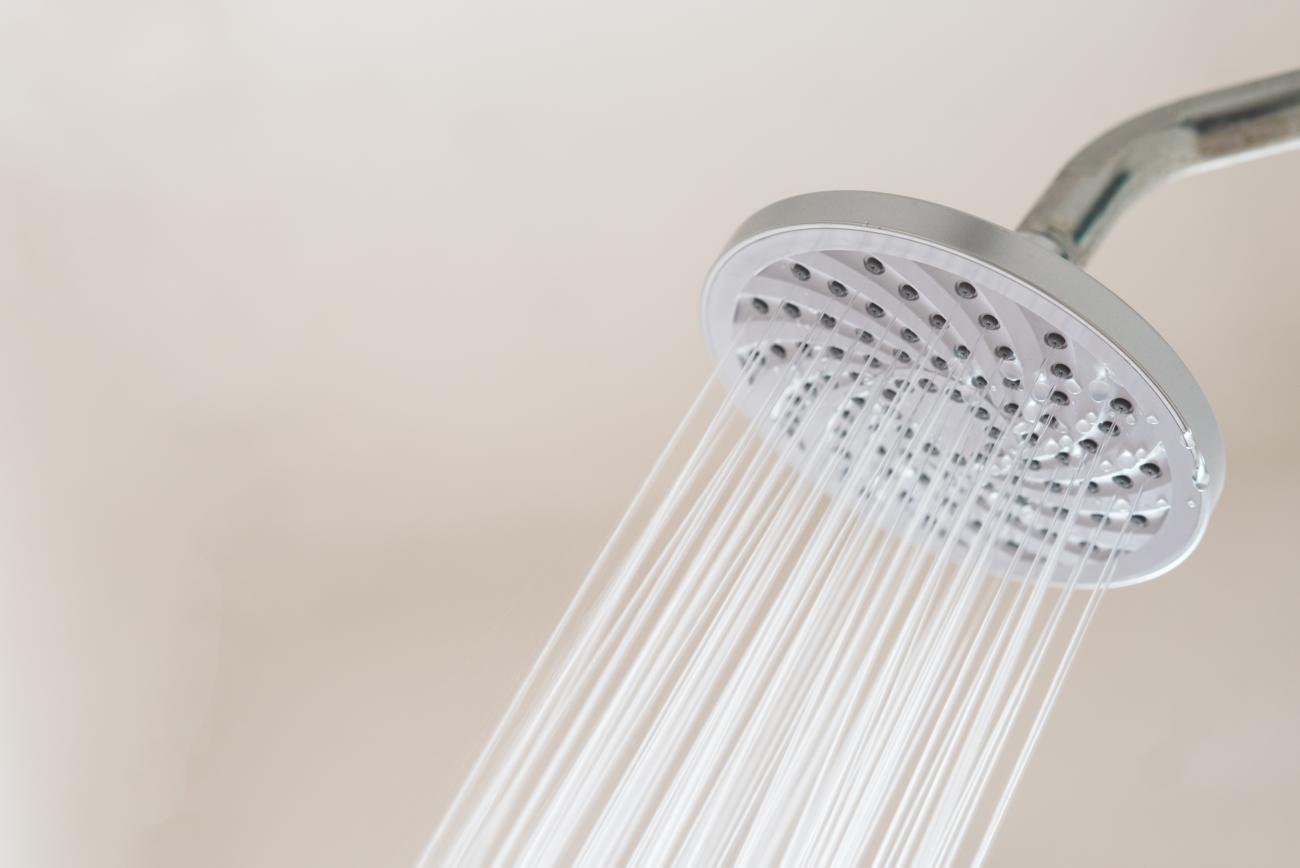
xmin=701 ymin=191 xmax=1221 ymax=587
xmin=701 ymin=67 xmax=1300 ymax=587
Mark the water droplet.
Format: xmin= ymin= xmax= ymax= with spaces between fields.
xmin=1088 ymin=377 xmax=1112 ymax=402
xmin=1146 ymin=415 xmax=1159 ymax=426
xmin=1193 ymin=455 xmax=1209 ymax=491
xmin=1000 ymin=360 xmax=1023 ymax=379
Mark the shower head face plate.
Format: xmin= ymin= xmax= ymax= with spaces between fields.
xmin=702 ymin=192 xmax=1223 ymax=587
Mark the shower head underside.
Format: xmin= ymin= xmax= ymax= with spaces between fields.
xmin=701 ymin=69 xmax=1300 ymax=588
xmin=702 ymin=192 xmax=1221 ymax=588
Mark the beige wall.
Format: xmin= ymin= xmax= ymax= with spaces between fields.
xmin=2 ymin=2 xmax=1298 ymax=865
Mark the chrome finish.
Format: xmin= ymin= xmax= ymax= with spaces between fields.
xmin=1019 ymin=69 xmax=1300 ymax=264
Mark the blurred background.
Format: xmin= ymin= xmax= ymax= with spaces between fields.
xmin=1 ymin=1 xmax=1297 ymax=866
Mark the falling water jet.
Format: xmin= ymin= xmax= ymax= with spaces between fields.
xmin=416 ymin=68 xmax=1300 ymax=868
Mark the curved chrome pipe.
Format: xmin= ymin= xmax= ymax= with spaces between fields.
xmin=1020 ymin=68 xmax=1300 ymax=265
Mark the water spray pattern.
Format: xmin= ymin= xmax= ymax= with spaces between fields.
xmin=419 ymin=250 xmax=1170 ymax=867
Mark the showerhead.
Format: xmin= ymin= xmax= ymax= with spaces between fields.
xmin=701 ymin=67 xmax=1300 ymax=588
xmin=701 ymin=191 xmax=1222 ymax=587
xmin=701 ymin=67 xmax=1300 ymax=589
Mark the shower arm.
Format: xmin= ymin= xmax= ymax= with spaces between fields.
xmin=1019 ymin=68 xmax=1300 ymax=266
